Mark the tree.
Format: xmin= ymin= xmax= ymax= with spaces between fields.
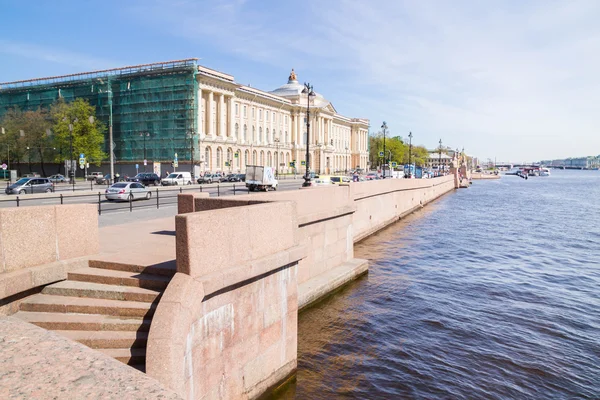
xmin=369 ymin=133 xmax=409 ymax=168
xmin=50 ymin=98 xmax=106 ymax=169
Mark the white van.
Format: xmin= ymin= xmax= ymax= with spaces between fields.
xmin=161 ymin=171 xmax=192 ymax=186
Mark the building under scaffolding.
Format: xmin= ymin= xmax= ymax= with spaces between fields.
xmin=0 ymin=59 xmax=199 ymax=165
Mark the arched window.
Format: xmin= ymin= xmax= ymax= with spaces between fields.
xmin=252 ymin=150 xmax=257 ymax=164
xmin=235 ymin=123 xmax=239 ymax=138
xmin=259 ymin=127 xmax=263 ymax=143
xmin=243 ymin=125 xmax=247 ymax=142
xmin=227 ymin=148 xmax=233 ymax=168
xmin=267 ymin=151 xmax=272 ymax=166
xmin=245 ymin=150 xmax=249 ymax=167
xmin=236 ymin=149 xmax=241 ymax=168
xmin=216 ymin=147 xmax=222 ymax=170
xmin=260 ymin=151 xmax=265 ymax=166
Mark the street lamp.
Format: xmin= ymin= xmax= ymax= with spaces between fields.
xmin=408 ymin=131 xmax=413 ymax=178
xmin=301 ymin=82 xmax=316 ymax=187
xmin=274 ymin=137 xmax=280 ymax=177
xmin=187 ymin=130 xmax=196 ymax=178
xmin=381 ymin=122 xmax=388 ymax=179
xmin=439 ymin=138 xmax=442 ymax=176
xmin=140 ymin=132 xmax=150 ymax=172
xmin=345 ymin=146 xmax=349 ymax=174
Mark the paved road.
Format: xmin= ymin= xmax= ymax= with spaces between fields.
xmin=0 ymin=180 xmax=304 ymax=225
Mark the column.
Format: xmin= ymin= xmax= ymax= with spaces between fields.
xmin=296 ymin=112 xmax=302 ymax=146
xmin=207 ymin=91 xmax=214 ymax=138
xmin=219 ymin=94 xmax=226 ymax=139
xmin=228 ymin=96 xmax=235 ymax=140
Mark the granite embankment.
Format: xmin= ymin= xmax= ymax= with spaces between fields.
xmin=0 ymin=173 xmax=457 ymax=399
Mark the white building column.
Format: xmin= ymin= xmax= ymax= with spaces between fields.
xmin=207 ymin=91 xmax=214 ymax=138
xmin=228 ymin=96 xmax=235 ymax=140
xmin=198 ymin=87 xmax=203 ymax=137
xmin=296 ymin=112 xmax=302 ymax=146
xmin=219 ymin=94 xmax=226 ymax=139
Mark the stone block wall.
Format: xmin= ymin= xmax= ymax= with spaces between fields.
xmin=0 ymin=204 xmax=98 ymax=313
xmin=147 ymin=200 xmax=305 ymax=400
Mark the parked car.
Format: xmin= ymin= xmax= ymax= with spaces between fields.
xmin=127 ymin=173 xmax=161 ymax=186
xmin=197 ymin=173 xmax=221 ymax=184
xmin=5 ymin=177 xmax=53 ymax=195
xmin=162 ymin=172 xmax=192 ymax=186
xmin=86 ymin=172 xmax=103 ymax=181
xmin=105 ymin=182 xmax=151 ymax=201
xmin=47 ymin=174 xmax=67 ymax=183
xmin=365 ymin=172 xmax=378 ymax=180
xmin=228 ymin=173 xmax=245 ymax=182
xmin=23 ymin=172 xmax=41 ymax=178
xmin=96 ymin=174 xmax=127 ymax=185
xmin=330 ymin=176 xmax=351 ymax=184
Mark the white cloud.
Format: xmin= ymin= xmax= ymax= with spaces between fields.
xmin=129 ymin=0 xmax=600 ymax=161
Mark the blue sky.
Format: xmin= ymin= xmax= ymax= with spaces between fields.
xmin=1 ymin=0 xmax=599 ymax=162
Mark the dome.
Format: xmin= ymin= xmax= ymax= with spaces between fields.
xmin=270 ymin=69 xmax=329 ymax=107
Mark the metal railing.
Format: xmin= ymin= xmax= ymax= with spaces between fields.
xmin=0 ymin=183 xmax=253 ymax=215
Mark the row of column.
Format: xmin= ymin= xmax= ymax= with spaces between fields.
xmin=198 ymin=87 xmax=235 ymax=141
xmin=290 ymin=112 xmax=334 ymax=147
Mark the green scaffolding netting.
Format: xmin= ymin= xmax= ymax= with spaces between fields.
xmin=0 ymin=60 xmax=199 ymax=163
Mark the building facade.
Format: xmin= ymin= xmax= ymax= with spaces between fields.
xmin=197 ymin=66 xmax=369 ymax=175
xmin=0 ymin=59 xmax=369 ymax=175
xmin=426 ymin=152 xmax=452 ymax=169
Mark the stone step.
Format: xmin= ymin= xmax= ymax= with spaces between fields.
xmin=43 ymin=280 xmax=161 ymax=303
xmin=14 ymin=311 xmax=151 ymax=332
xmin=97 ymin=348 xmax=147 ymax=365
xmin=54 ymin=330 xmax=148 ymax=349
xmin=20 ymin=294 xmax=155 ymax=318
xmin=68 ymin=267 xmax=171 ymax=290
xmin=89 ymin=259 xmax=177 ymax=277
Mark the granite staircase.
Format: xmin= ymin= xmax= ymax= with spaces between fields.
xmin=14 ymin=259 xmax=176 ymax=372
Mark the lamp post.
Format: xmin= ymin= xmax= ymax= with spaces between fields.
xmin=439 ymin=138 xmax=442 ymax=176
xmin=301 ymin=82 xmax=316 ymax=187
xmin=408 ymin=131 xmax=413 ymax=178
xmin=274 ymin=137 xmax=280 ymax=177
xmin=140 ymin=132 xmax=150 ymax=172
xmin=68 ymin=122 xmax=75 ymax=188
xmin=187 ymin=130 xmax=196 ymax=178
xmin=345 ymin=146 xmax=349 ymax=174
xmin=381 ymin=121 xmax=387 ymax=179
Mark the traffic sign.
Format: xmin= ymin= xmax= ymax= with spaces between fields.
xmin=225 ymin=161 xmax=230 ymax=167
xmin=379 ymin=151 xmax=384 ymax=157
xmin=1 ymin=163 xmax=6 ymax=170
xmin=174 ymin=153 xmax=178 ymax=159
xmin=135 ymin=164 xmax=139 ymax=169
xmin=79 ymin=164 xmax=84 ymax=169
xmin=234 ymin=153 xmax=239 ymax=158
xmin=79 ymin=153 xmax=85 ymax=159
xmin=173 ymin=161 xmax=178 ymax=168
xmin=144 ymin=159 xmax=147 ymax=166
xmin=79 ymin=157 xmax=86 ymax=165
xmin=86 ymin=163 xmax=89 ymax=168
xmin=391 ymin=161 xmax=397 ymax=168
xmin=301 ymin=160 xmax=306 ymax=166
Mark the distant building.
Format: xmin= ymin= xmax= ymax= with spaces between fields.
xmin=541 ymin=156 xmax=599 ymax=169
xmin=427 ymin=152 xmax=452 ymax=169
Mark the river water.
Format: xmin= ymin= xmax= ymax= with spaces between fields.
xmin=274 ymin=170 xmax=600 ymax=399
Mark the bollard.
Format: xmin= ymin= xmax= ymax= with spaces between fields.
xmin=180 ymin=187 xmax=183 ymax=194
xmin=156 ymin=188 xmax=159 ymax=209
xmin=218 ymin=185 xmax=220 ymax=197
xmin=233 ymin=184 xmax=235 ymax=196
xmin=129 ymin=190 xmax=133 ymax=212
xmin=16 ymin=196 xmax=19 ymax=207
xmin=90 ymin=180 xmax=93 ymax=191
xmin=60 ymin=193 xmax=64 ymax=205
xmin=98 ymin=192 xmax=102 ymax=215
xmin=200 ymin=186 xmax=203 ymax=192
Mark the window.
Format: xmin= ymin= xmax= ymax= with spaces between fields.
xmin=259 ymin=109 xmax=262 ymax=120
xmin=216 ymin=148 xmax=222 ymax=169
xmin=252 ymin=108 xmax=255 ymax=118
xmin=245 ymin=150 xmax=249 ymax=166
xmin=235 ymin=104 xmax=239 ymax=116
xmin=273 ymin=113 xmax=276 ymax=123
xmin=252 ymin=126 xmax=256 ymax=143
xmin=285 ymin=115 xmax=288 ymax=124
xmin=243 ymin=125 xmax=247 ymax=141
xmin=252 ymin=150 xmax=257 ymax=164
xmin=259 ymin=127 xmax=263 ymax=143
xmin=266 ymin=111 xmax=269 ymax=121
xmin=285 ymin=131 xmax=288 ymax=143
xmin=266 ymin=128 xmax=270 ymax=143
xmin=243 ymin=106 xmax=247 ymax=117
xmin=235 ymin=123 xmax=239 ymax=137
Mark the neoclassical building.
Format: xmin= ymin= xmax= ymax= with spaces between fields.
xmin=197 ymin=66 xmax=370 ymax=175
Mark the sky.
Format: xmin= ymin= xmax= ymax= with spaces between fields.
xmin=1 ymin=0 xmax=599 ymax=163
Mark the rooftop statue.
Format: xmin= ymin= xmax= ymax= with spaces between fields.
xmin=289 ymin=68 xmax=297 ymax=81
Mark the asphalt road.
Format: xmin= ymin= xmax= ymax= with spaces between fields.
xmin=0 ymin=179 xmax=304 ymax=226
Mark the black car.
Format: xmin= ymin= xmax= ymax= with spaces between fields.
xmin=127 ymin=173 xmax=161 ymax=186
xmin=96 ymin=174 xmax=127 ymax=185
xmin=229 ymin=173 xmax=245 ymax=182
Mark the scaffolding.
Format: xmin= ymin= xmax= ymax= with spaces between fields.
xmin=0 ymin=59 xmax=199 ymax=163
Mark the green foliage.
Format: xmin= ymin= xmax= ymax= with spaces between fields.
xmin=50 ymin=98 xmax=106 ymax=166
xmin=369 ymin=133 xmax=430 ymax=167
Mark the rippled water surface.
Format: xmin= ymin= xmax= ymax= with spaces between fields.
xmin=274 ymin=170 xmax=600 ymax=399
